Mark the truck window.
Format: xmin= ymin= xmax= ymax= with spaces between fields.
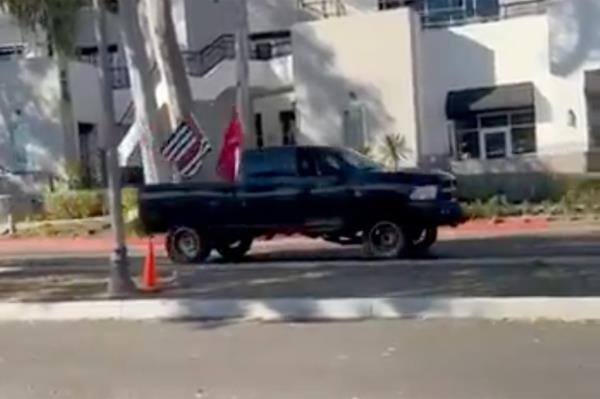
xmin=241 ymin=148 xmax=298 ymax=179
xmin=315 ymin=150 xmax=344 ymax=176
xmin=297 ymin=149 xmax=318 ymax=177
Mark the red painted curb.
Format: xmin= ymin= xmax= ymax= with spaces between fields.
xmin=0 ymin=216 xmax=551 ymax=256
xmin=450 ymin=216 xmax=549 ymax=232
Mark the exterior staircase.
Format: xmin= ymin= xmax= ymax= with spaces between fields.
xmin=114 ymin=32 xmax=292 ymax=166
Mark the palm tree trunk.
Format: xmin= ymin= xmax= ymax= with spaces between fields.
xmin=119 ymin=0 xmax=170 ymax=183
xmin=144 ymin=0 xmax=193 ymax=127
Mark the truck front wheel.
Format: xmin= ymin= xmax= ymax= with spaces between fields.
xmin=405 ymin=226 xmax=438 ymax=256
xmin=166 ymin=227 xmax=212 ymax=264
xmin=363 ymin=220 xmax=406 ymax=259
xmin=215 ymin=237 xmax=254 ymax=262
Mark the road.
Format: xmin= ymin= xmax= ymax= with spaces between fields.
xmin=3 ymin=224 xmax=600 ymax=263
xmin=0 ymin=320 xmax=599 ymax=399
xmin=3 ymin=227 xmax=600 ymax=301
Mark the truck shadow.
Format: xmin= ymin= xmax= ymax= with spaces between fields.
xmin=209 ymin=231 xmax=600 ymax=263
xmin=3 ymin=232 xmax=600 ymax=311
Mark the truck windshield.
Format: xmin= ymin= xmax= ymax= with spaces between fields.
xmin=338 ymin=148 xmax=383 ymax=172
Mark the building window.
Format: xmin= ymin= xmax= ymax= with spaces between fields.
xmin=75 ymin=45 xmax=120 ymax=66
xmin=454 ymin=108 xmax=536 ymax=160
xmin=456 ymin=130 xmax=480 ymax=159
xmin=378 ymin=0 xmax=406 ymax=10
xmin=418 ymin=0 xmax=500 ymax=27
xmin=254 ymin=113 xmax=264 ymax=148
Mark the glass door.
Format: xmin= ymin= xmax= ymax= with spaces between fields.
xmin=480 ymin=128 xmax=510 ymax=160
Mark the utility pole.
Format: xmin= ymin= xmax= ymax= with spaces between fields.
xmin=93 ymin=0 xmax=136 ymax=296
xmin=236 ymin=0 xmax=254 ymax=140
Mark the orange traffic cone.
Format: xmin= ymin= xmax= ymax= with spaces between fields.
xmin=142 ymin=239 xmax=159 ymax=292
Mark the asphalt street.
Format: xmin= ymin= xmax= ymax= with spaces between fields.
xmin=0 ymin=320 xmax=599 ymax=399
xmin=2 ymin=228 xmax=600 ymax=301
xmin=4 ymin=226 xmax=600 ymax=265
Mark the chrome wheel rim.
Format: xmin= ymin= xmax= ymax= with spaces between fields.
xmin=412 ymin=228 xmax=428 ymax=245
xmin=174 ymin=228 xmax=200 ymax=259
xmin=369 ymin=222 xmax=402 ymax=257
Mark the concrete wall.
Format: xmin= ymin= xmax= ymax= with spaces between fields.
xmin=416 ymin=10 xmax=600 ymax=174
xmin=68 ymin=62 xmax=103 ymax=128
xmin=254 ymin=92 xmax=296 ymax=147
xmin=74 ymin=7 xmax=121 ymax=49
xmin=0 ymin=12 xmax=22 ymax=46
xmin=189 ymin=88 xmax=238 ymax=182
xmin=0 ymin=59 xmax=64 ymax=175
xmin=249 ymin=0 xmax=314 ymax=32
xmin=418 ymin=15 xmax=555 ymax=166
xmin=0 ymin=12 xmax=47 ymax=57
xmin=184 ymin=0 xmax=237 ymax=50
xmin=184 ymin=0 xmax=316 ymax=51
xmin=185 ymin=55 xmax=293 ymax=101
xmin=549 ymin=0 xmax=600 ymax=157
xmin=293 ymin=9 xmax=421 ymax=166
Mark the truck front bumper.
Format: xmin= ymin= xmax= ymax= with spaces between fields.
xmin=409 ymin=200 xmax=466 ymax=227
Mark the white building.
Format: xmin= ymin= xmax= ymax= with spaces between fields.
xmin=1 ymin=0 xmax=600 ymax=197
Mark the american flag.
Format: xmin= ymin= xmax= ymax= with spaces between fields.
xmin=160 ymin=118 xmax=211 ymax=178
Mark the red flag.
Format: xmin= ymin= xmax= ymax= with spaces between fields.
xmin=217 ymin=108 xmax=243 ymax=181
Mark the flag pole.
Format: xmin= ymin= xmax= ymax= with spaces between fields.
xmin=236 ymin=0 xmax=254 ymax=143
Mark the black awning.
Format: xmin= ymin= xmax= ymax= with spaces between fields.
xmin=445 ymin=82 xmax=535 ymax=119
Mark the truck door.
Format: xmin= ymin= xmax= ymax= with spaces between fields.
xmin=297 ymin=148 xmax=350 ymax=231
xmin=237 ymin=147 xmax=304 ymax=229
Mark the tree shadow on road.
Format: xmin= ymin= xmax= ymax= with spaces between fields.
xmin=2 ymin=232 xmax=600 ymax=319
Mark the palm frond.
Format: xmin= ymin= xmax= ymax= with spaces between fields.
xmin=374 ymin=132 xmax=408 ymax=171
xmin=0 ymin=0 xmax=87 ymax=56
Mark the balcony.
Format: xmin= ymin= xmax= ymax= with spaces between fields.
xmin=182 ymin=31 xmax=292 ymax=78
xmin=77 ymin=31 xmax=292 ymax=90
xmin=378 ymin=0 xmax=548 ymax=29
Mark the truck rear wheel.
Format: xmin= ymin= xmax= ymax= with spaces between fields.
xmin=363 ymin=220 xmax=406 ymax=259
xmin=166 ymin=227 xmax=212 ymax=264
xmin=215 ymin=237 xmax=253 ymax=262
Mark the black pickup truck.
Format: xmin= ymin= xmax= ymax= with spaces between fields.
xmin=139 ymin=146 xmax=464 ymax=263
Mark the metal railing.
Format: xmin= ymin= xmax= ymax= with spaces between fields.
xmin=181 ymin=34 xmax=235 ymax=77
xmin=297 ymin=0 xmax=347 ymax=18
xmin=421 ymin=0 xmax=548 ymax=28
xmin=376 ymin=0 xmax=548 ymax=28
xmin=182 ymin=32 xmax=293 ymax=77
xmin=115 ymin=32 xmax=292 ymax=125
xmin=109 ymin=66 xmax=131 ymax=90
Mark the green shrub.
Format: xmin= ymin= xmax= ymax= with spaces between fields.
xmin=121 ymin=187 xmax=143 ymax=236
xmin=121 ymin=187 xmax=138 ymax=217
xmin=43 ymin=190 xmax=106 ymax=220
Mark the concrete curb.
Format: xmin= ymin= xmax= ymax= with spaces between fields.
xmin=2 ymin=297 xmax=600 ymax=322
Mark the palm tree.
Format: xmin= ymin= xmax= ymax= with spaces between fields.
xmin=0 ymin=0 xmax=85 ymax=178
xmin=376 ymin=132 xmax=408 ymax=172
xmin=0 ymin=0 xmax=85 ymax=55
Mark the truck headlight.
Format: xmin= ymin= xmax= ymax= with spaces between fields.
xmin=410 ymin=185 xmax=438 ymax=201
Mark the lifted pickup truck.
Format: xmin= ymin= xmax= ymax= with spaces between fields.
xmin=139 ymin=146 xmax=464 ymax=263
